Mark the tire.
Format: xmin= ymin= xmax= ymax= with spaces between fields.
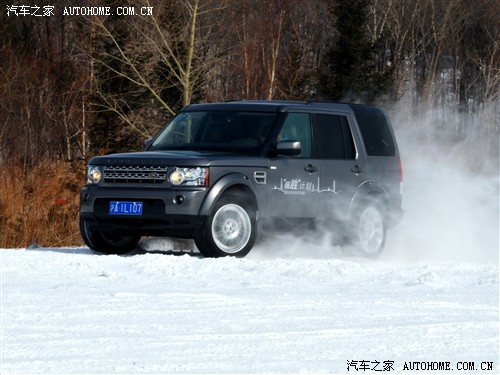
xmin=342 ymin=201 xmax=386 ymax=258
xmin=79 ymin=216 xmax=140 ymax=255
xmin=195 ymin=196 xmax=257 ymax=258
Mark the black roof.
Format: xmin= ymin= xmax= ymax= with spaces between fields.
xmin=182 ymin=100 xmax=379 ymax=113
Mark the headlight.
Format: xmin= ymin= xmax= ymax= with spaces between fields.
xmin=87 ymin=166 xmax=102 ymax=184
xmin=169 ymin=167 xmax=208 ymax=187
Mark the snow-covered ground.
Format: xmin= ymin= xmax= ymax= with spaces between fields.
xmin=1 ymin=239 xmax=498 ymax=374
xmin=1 ymin=130 xmax=499 ymax=374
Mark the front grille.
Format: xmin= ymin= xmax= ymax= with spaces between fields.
xmin=104 ymin=165 xmax=168 ymax=183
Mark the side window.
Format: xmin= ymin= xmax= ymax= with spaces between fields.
xmin=313 ymin=114 xmax=355 ymax=159
xmin=351 ymin=107 xmax=395 ymax=156
xmin=278 ymin=113 xmax=312 ymax=157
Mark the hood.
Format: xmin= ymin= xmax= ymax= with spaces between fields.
xmin=88 ymin=150 xmax=266 ymax=168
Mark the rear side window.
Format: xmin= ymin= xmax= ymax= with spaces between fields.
xmin=313 ymin=114 xmax=355 ymax=159
xmin=351 ymin=106 xmax=395 ymax=156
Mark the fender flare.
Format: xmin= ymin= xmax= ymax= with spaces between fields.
xmin=199 ymin=173 xmax=256 ymax=217
xmin=347 ymin=181 xmax=390 ymax=221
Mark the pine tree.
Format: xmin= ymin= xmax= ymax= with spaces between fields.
xmin=318 ymin=0 xmax=392 ymax=103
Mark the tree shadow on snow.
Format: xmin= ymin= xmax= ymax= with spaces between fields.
xmin=130 ymin=247 xmax=202 ymax=258
xmin=24 ymin=240 xmax=202 ymax=258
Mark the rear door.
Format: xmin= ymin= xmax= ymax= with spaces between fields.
xmin=313 ymin=112 xmax=367 ymax=220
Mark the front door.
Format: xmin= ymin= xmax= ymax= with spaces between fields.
xmin=267 ymin=113 xmax=319 ymax=218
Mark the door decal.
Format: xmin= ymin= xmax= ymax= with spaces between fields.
xmin=272 ymin=177 xmax=340 ymax=195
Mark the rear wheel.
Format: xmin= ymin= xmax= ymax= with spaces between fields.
xmin=195 ymin=196 xmax=256 ymax=258
xmin=79 ymin=217 xmax=140 ymax=255
xmin=342 ymin=201 xmax=386 ymax=258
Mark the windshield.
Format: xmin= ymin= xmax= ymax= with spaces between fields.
xmin=150 ymin=111 xmax=277 ymax=153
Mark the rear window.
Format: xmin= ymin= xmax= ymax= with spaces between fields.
xmin=351 ymin=106 xmax=395 ymax=156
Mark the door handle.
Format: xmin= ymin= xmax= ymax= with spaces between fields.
xmin=305 ymin=164 xmax=318 ymax=173
xmin=351 ymin=165 xmax=362 ymax=174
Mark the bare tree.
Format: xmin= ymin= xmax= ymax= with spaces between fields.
xmin=275 ymin=2 xmax=332 ymax=99
xmin=88 ymin=0 xmax=225 ymax=141
xmin=212 ymin=0 xmax=329 ymax=101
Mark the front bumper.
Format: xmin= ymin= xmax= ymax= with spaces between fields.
xmin=80 ymin=186 xmax=208 ymax=237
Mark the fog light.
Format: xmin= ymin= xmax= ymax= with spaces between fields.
xmin=173 ymin=195 xmax=185 ymax=205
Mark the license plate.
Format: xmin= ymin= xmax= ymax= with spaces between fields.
xmin=109 ymin=201 xmax=143 ymax=216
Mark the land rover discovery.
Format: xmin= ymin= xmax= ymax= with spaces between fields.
xmin=80 ymin=101 xmax=403 ymax=257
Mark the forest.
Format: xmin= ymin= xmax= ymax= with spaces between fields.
xmin=0 ymin=0 xmax=498 ymax=248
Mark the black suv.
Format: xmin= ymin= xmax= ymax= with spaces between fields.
xmin=80 ymin=101 xmax=403 ymax=257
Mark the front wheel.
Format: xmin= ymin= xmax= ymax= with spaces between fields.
xmin=79 ymin=217 xmax=140 ymax=255
xmin=342 ymin=202 xmax=386 ymax=258
xmin=195 ymin=196 xmax=256 ymax=258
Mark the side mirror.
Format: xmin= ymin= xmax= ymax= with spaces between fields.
xmin=144 ymin=138 xmax=153 ymax=150
xmin=276 ymin=140 xmax=301 ymax=156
